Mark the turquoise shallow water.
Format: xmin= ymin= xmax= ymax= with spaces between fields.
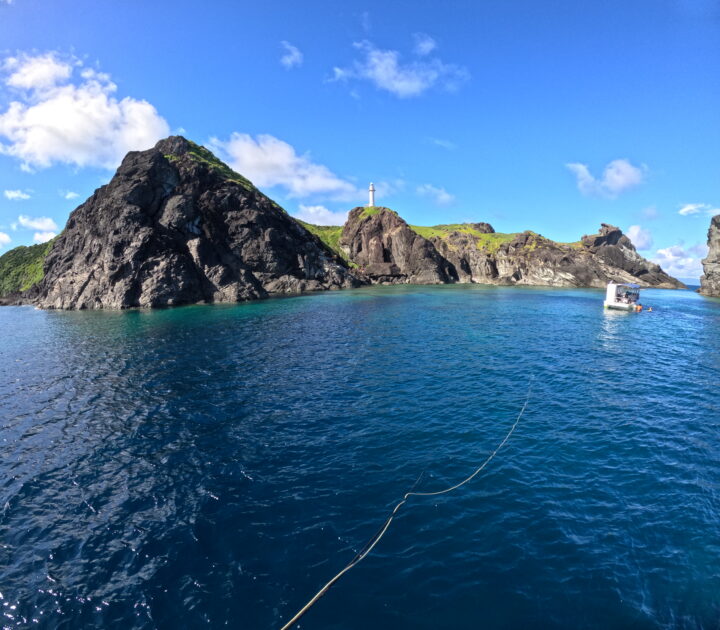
xmin=1 ymin=285 xmax=719 ymax=629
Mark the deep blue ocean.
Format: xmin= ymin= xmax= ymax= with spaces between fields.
xmin=1 ymin=285 xmax=719 ymax=629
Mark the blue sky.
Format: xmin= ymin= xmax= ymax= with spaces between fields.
xmin=0 ymin=0 xmax=718 ymax=280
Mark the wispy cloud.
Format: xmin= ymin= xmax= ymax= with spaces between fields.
xmin=0 ymin=232 xmax=11 ymax=247
xmin=641 ymin=206 xmax=659 ymax=220
xmin=417 ymin=183 xmax=455 ymax=206
xmin=0 ymin=51 xmax=169 ymax=170
xmin=280 ymin=41 xmax=303 ymax=69
xmin=210 ymin=133 xmax=360 ymax=201
xmin=294 ymin=204 xmax=349 ymax=226
xmin=18 ymin=214 xmax=58 ymax=231
xmin=427 ymin=137 xmax=456 ymax=150
xmin=360 ymin=11 xmax=371 ymax=33
xmin=331 ymin=40 xmax=468 ymax=98
xmin=60 ymin=190 xmax=79 ymax=200
xmin=626 ymin=225 xmax=653 ymax=250
xmin=4 ymin=189 xmax=30 ymax=200
xmin=566 ymin=159 xmax=646 ymax=198
xmin=413 ymin=33 xmax=437 ymax=56
xmin=678 ymin=202 xmax=719 ymax=216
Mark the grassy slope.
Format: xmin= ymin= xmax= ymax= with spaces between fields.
xmin=0 ymin=237 xmax=57 ymax=296
xmin=296 ymin=221 xmax=357 ymax=267
xmin=410 ymin=224 xmax=518 ymax=253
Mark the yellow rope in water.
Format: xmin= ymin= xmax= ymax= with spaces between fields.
xmin=279 ymin=383 xmax=533 ymax=630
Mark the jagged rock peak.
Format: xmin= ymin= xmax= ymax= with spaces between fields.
xmin=581 ymin=223 xmax=627 ymax=248
xmin=154 ymin=135 xmax=194 ymax=157
xmin=699 ymin=214 xmax=720 ymax=297
xmin=26 ymin=137 xmax=360 ymax=309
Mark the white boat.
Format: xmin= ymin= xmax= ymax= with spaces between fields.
xmin=604 ymin=282 xmax=643 ymax=311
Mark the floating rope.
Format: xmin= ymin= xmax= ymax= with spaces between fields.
xmin=279 ymin=383 xmax=533 ymax=630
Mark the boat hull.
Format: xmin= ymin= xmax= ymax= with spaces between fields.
xmin=604 ymin=301 xmax=640 ymax=311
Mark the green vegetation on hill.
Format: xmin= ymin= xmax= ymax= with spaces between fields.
xmin=410 ymin=224 xmax=518 ymax=253
xmin=0 ymin=237 xmax=58 ymax=296
xmin=165 ymin=140 xmax=254 ymax=190
xmin=297 ymin=221 xmax=357 ymax=267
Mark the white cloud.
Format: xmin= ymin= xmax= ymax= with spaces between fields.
xmin=626 ymin=225 xmax=653 ymax=250
xmin=33 ymin=231 xmax=56 ymax=243
xmin=678 ymin=202 xmax=719 ymax=216
xmin=210 ymin=132 xmax=360 ymax=200
xmin=0 ymin=52 xmax=170 ymax=170
xmin=413 ymin=33 xmax=437 ymax=56
xmin=417 ymin=183 xmax=455 ymax=206
xmin=374 ymin=179 xmax=405 ymax=199
xmin=652 ymin=244 xmax=705 ymax=279
xmin=294 ymin=204 xmax=349 ymax=226
xmin=60 ymin=190 xmax=79 ymax=200
xmin=428 ymin=137 xmax=456 ymax=150
xmin=18 ymin=214 xmax=58 ymax=230
xmin=280 ymin=41 xmax=303 ymax=69
xmin=0 ymin=232 xmax=11 ymax=247
xmin=331 ymin=40 xmax=468 ymax=98
xmin=566 ymin=159 xmax=645 ymax=198
xmin=5 ymin=53 xmax=72 ymax=91
xmin=4 ymin=188 xmax=30 ymax=200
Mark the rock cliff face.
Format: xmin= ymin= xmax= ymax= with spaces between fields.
xmin=699 ymin=214 xmax=720 ymax=297
xmin=28 ymin=137 xmax=358 ymax=309
xmin=1 ymin=137 xmax=686 ymax=310
xmin=339 ymin=207 xmax=455 ymax=284
xmin=334 ymin=208 xmax=682 ymax=289
xmin=426 ymin=222 xmax=684 ymax=289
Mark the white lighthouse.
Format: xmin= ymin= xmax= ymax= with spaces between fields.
xmin=368 ymin=182 xmax=376 ymax=207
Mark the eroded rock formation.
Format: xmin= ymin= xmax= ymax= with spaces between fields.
xmin=699 ymin=214 xmax=720 ymax=297
xmin=26 ymin=137 xmax=359 ymax=309
xmin=339 ymin=207 xmax=455 ymax=284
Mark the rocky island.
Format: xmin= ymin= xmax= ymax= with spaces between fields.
xmin=0 ymin=136 xmax=686 ymax=309
xmin=699 ymin=215 xmax=720 ymax=297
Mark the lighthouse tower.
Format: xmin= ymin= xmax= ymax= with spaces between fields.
xmin=368 ymin=182 xmax=376 ymax=207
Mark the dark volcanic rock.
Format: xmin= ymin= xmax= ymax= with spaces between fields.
xmin=428 ymin=223 xmax=685 ymax=288
xmin=700 ymin=214 xmax=720 ymax=297
xmin=339 ymin=207 xmax=456 ymax=284
xmin=580 ymin=224 xmax=684 ymax=288
xmin=29 ymin=137 xmax=359 ymax=309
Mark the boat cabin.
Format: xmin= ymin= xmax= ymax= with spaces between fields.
xmin=604 ymin=283 xmax=642 ymax=311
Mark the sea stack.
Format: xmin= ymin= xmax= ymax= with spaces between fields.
xmin=29 ymin=137 xmax=359 ymax=309
xmin=699 ymin=214 xmax=720 ymax=297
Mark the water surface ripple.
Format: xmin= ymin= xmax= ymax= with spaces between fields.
xmin=1 ymin=285 xmax=719 ymax=628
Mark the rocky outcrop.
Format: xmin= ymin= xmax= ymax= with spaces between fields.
xmin=339 ymin=207 xmax=455 ymax=284
xmin=0 ymin=136 xmax=686 ymax=310
xmin=699 ymin=214 xmax=720 ymax=297
xmin=25 ymin=137 xmax=359 ymax=309
xmin=427 ymin=223 xmax=684 ymax=289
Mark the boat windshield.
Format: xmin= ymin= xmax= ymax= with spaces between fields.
xmin=615 ymin=288 xmax=639 ymax=303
